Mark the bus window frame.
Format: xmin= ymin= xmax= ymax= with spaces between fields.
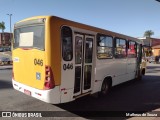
xmin=96 ymin=33 xmax=114 ymax=59
xmin=114 ymin=37 xmax=127 ymax=59
xmin=61 ymin=26 xmax=73 ymax=61
xmin=13 ymin=24 xmax=45 ymax=50
xmin=128 ymin=40 xmax=137 ymax=58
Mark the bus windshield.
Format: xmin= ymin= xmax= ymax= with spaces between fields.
xmin=14 ymin=25 xmax=45 ymax=50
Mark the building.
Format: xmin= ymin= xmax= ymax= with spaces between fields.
xmin=138 ymin=37 xmax=151 ymax=47
xmin=151 ymin=38 xmax=160 ymax=46
xmin=138 ymin=37 xmax=160 ymax=57
xmin=152 ymin=45 xmax=160 ymax=56
xmin=150 ymin=38 xmax=160 ymax=57
xmin=0 ymin=32 xmax=12 ymax=47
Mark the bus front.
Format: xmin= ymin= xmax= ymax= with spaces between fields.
xmin=12 ymin=17 xmax=60 ymax=104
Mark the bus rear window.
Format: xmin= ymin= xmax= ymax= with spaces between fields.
xmin=14 ymin=25 xmax=45 ymax=50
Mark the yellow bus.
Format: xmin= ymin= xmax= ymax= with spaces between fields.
xmin=12 ymin=16 xmax=144 ymax=104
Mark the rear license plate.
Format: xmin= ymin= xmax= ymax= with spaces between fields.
xmin=24 ymin=89 xmax=31 ymax=96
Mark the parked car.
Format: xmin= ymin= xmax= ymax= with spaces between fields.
xmin=4 ymin=47 xmax=11 ymax=51
xmin=155 ymin=56 xmax=160 ymax=64
xmin=144 ymin=56 xmax=150 ymax=62
xmin=148 ymin=56 xmax=155 ymax=63
xmin=0 ymin=48 xmax=4 ymax=52
xmin=0 ymin=57 xmax=11 ymax=65
xmin=0 ymin=47 xmax=11 ymax=52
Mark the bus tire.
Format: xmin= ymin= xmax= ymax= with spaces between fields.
xmin=137 ymin=68 xmax=145 ymax=81
xmin=138 ymin=75 xmax=142 ymax=81
xmin=142 ymin=68 xmax=145 ymax=75
xmin=135 ymin=69 xmax=142 ymax=81
xmin=99 ymin=78 xmax=112 ymax=96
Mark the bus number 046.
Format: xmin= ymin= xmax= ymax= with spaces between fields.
xmin=63 ymin=63 xmax=73 ymax=70
xmin=34 ymin=59 xmax=43 ymax=66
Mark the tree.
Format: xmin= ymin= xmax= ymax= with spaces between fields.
xmin=144 ymin=30 xmax=154 ymax=38
xmin=0 ymin=21 xmax=6 ymax=32
xmin=0 ymin=21 xmax=6 ymax=46
xmin=143 ymin=30 xmax=154 ymax=56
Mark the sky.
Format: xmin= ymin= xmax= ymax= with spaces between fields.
xmin=0 ymin=0 xmax=160 ymax=38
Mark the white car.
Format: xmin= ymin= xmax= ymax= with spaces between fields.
xmin=0 ymin=57 xmax=11 ymax=65
xmin=149 ymin=56 xmax=155 ymax=63
xmin=0 ymin=48 xmax=4 ymax=52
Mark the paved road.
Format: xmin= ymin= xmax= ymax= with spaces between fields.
xmin=0 ymin=63 xmax=160 ymax=120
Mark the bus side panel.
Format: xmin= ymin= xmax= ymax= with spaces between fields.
xmin=51 ymin=18 xmax=75 ymax=103
xmin=95 ymin=58 xmax=130 ymax=87
xmin=127 ymin=57 xmax=137 ymax=80
xmin=94 ymin=59 xmax=114 ymax=91
xmin=49 ymin=17 xmax=61 ymax=86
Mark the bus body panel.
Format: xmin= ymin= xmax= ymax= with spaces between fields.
xmin=49 ymin=17 xmax=61 ymax=85
xmin=13 ymin=17 xmax=47 ymax=90
xmin=95 ymin=59 xmax=128 ymax=87
xmin=12 ymin=79 xmax=61 ymax=104
xmin=13 ymin=16 xmax=62 ymax=90
xmin=60 ymin=26 xmax=97 ymax=102
xmin=127 ymin=57 xmax=137 ymax=80
xmin=13 ymin=48 xmax=45 ymax=89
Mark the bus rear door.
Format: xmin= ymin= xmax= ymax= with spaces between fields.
xmin=74 ymin=34 xmax=94 ymax=97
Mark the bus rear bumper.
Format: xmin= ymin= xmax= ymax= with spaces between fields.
xmin=12 ymin=79 xmax=61 ymax=104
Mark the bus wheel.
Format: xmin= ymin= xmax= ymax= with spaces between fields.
xmin=100 ymin=79 xmax=111 ymax=96
xmin=138 ymin=75 xmax=142 ymax=81
xmin=142 ymin=69 xmax=145 ymax=75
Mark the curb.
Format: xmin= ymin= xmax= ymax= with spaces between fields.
xmin=0 ymin=66 xmax=13 ymax=70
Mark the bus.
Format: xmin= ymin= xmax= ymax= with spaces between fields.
xmin=12 ymin=16 xmax=144 ymax=104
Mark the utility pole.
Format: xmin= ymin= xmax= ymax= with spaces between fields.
xmin=7 ymin=14 xmax=12 ymax=48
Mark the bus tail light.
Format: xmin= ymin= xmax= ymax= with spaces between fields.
xmin=12 ymin=71 xmax=14 ymax=79
xmin=44 ymin=65 xmax=55 ymax=90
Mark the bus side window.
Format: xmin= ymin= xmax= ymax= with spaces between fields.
xmin=128 ymin=41 xmax=137 ymax=58
xmin=115 ymin=38 xmax=127 ymax=58
xmin=61 ymin=26 xmax=73 ymax=61
xmin=97 ymin=34 xmax=113 ymax=59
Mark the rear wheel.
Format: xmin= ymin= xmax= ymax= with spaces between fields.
xmin=136 ymin=69 xmax=142 ymax=81
xmin=142 ymin=68 xmax=145 ymax=75
xmin=99 ymin=78 xmax=111 ymax=96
